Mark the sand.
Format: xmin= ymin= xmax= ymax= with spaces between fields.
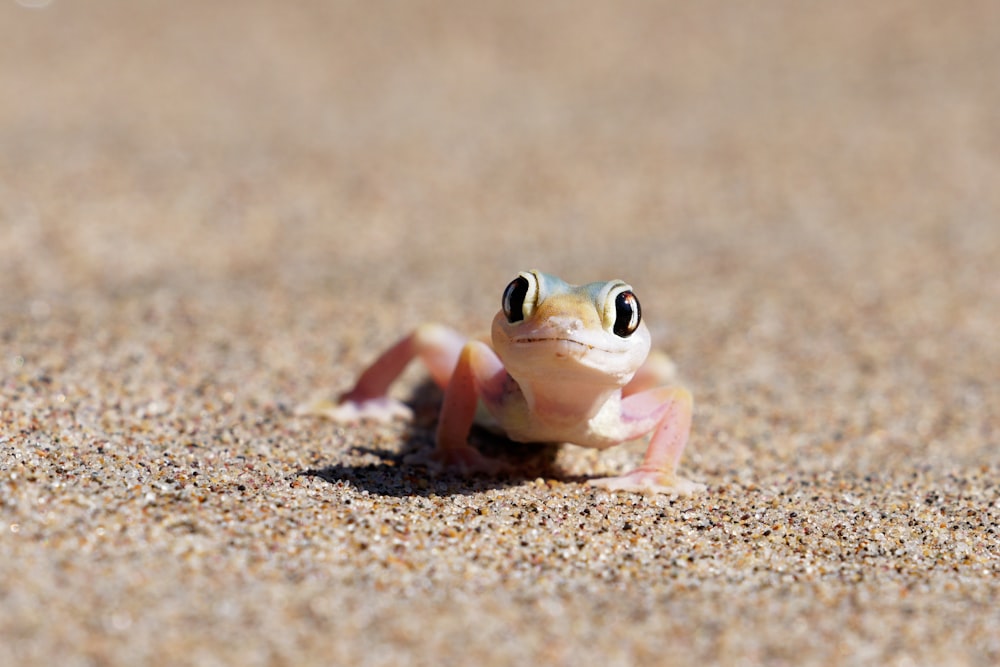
xmin=2 ymin=1 xmax=998 ymax=665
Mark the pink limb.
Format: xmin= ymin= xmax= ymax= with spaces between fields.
xmin=589 ymin=387 xmax=705 ymax=495
xmin=424 ymin=340 xmax=510 ymax=473
xmin=298 ymin=324 xmax=467 ymax=422
xmin=339 ymin=323 xmax=467 ymax=401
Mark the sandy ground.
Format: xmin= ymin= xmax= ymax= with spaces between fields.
xmin=2 ymin=1 xmax=999 ymax=665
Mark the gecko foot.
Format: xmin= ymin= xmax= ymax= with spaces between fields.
xmin=588 ymin=467 xmax=705 ymax=495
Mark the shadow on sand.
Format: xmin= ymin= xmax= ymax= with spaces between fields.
xmin=298 ymin=428 xmax=572 ymax=497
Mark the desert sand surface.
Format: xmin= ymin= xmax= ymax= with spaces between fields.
xmin=2 ymin=1 xmax=998 ymax=665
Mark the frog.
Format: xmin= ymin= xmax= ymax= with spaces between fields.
xmin=301 ymin=270 xmax=704 ymax=495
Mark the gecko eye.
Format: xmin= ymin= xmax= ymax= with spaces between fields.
xmin=612 ymin=290 xmax=641 ymax=337
xmin=502 ymin=273 xmax=536 ymax=323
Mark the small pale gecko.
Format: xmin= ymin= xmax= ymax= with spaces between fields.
xmin=302 ymin=270 xmax=703 ymax=494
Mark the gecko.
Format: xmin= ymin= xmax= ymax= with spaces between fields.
xmin=302 ymin=270 xmax=704 ymax=494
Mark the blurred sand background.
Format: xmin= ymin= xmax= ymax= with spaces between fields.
xmin=2 ymin=1 xmax=999 ymax=665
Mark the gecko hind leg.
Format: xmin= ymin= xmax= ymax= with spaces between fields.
xmin=297 ymin=323 xmax=468 ymax=423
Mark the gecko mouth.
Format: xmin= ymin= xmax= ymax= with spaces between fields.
xmin=511 ymin=337 xmax=613 ymax=355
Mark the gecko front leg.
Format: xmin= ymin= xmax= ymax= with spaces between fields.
xmin=408 ymin=340 xmax=510 ymax=473
xmin=588 ymin=387 xmax=705 ymax=495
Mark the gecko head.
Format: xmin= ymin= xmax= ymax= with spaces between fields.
xmin=491 ymin=270 xmax=651 ymax=386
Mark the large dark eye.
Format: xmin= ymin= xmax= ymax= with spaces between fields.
xmin=613 ymin=290 xmax=641 ymax=337
xmin=502 ymin=276 xmax=531 ymax=323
